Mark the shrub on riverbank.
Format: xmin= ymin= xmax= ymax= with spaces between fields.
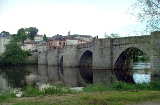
xmin=22 ymin=85 xmax=72 ymax=97
xmin=83 ymin=81 xmax=160 ymax=92
xmin=0 ymin=91 xmax=15 ymax=103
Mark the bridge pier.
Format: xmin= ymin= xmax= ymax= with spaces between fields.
xmin=38 ymin=32 xmax=160 ymax=85
xmin=38 ymin=51 xmax=48 ymax=65
xmin=92 ymin=39 xmax=115 ymax=85
xmin=151 ymin=32 xmax=160 ymax=81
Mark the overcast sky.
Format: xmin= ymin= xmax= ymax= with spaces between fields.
xmin=0 ymin=0 xmax=147 ymax=37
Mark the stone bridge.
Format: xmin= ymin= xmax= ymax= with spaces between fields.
xmin=38 ymin=32 xmax=160 ymax=85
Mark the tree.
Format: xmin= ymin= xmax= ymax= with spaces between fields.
xmin=16 ymin=28 xmax=27 ymax=44
xmin=43 ymin=34 xmax=48 ymax=41
xmin=132 ymin=0 xmax=160 ymax=31
xmin=1 ymin=40 xmax=29 ymax=65
xmin=0 ymin=29 xmax=30 ymax=65
xmin=25 ymin=27 xmax=38 ymax=40
xmin=0 ymin=31 xmax=10 ymax=36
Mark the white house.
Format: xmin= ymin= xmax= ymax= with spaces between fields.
xmin=34 ymin=35 xmax=44 ymax=42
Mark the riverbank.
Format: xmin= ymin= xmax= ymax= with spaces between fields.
xmin=1 ymin=90 xmax=160 ymax=105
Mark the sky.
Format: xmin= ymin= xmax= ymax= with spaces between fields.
xmin=0 ymin=0 xmax=147 ymax=37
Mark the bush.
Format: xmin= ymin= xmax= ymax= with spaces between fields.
xmin=83 ymin=84 xmax=111 ymax=92
xmin=41 ymin=86 xmax=72 ymax=95
xmin=23 ymin=85 xmax=72 ymax=97
xmin=84 ymin=81 xmax=160 ymax=92
xmin=23 ymin=85 xmax=42 ymax=97
xmin=150 ymin=81 xmax=160 ymax=90
xmin=0 ymin=91 xmax=15 ymax=102
xmin=112 ymin=82 xmax=136 ymax=90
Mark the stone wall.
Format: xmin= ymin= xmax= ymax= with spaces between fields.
xmin=38 ymin=32 xmax=160 ymax=84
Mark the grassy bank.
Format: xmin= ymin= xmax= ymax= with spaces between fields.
xmin=1 ymin=91 xmax=160 ymax=105
xmin=1 ymin=82 xmax=160 ymax=105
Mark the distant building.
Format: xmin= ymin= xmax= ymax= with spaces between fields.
xmin=47 ymin=34 xmax=66 ymax=49
xmin=34 ymin=35 xmax=44 ymax=42
xmin=36 ymin=41 xmax=47 ymax=53
xmin=0 ymin=34 xmax=10 ymax=55
xmin=67 ymin=34 xmax=93 ymax=42
xmin=46 ymin=34 xmax=93 ymax=49
xmin=65 ymin=38 xmax=89 ymax=46
xmin=21 ymin=39 xmax=36 ymax=51
xmin=65 ymin=34 xmax=93 ymax=45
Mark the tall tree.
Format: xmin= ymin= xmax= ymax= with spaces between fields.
xmin=132 ymin=0 xmax=160 ymax=31
xmin=16 ymin=28 xmax=27 ymax=43
xmin=43 ymin=34 xmax=48 ymax=41
xmin=25 ymin=27 xmax=38 ymax=40
xmin=1 ymin=38 xmax=29 ymax=65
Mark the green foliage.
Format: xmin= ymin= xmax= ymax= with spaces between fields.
xmin=41 ymin=86 xmax=72 ymax=95
xmin=132 ymin=0 xmax=160 ymax=31
xmin=112 ymin=81 xmax=160 ymax=91
xmin=23 ymin=85 xmax=42 ymax=97
xmin=16 ymin=28 xmax=27 ymax=43
xmin=84 ymin=81 xmax=160 ymax=92
xmin=43 ymin=34 xmax=48 ymax=42
xmin=150 ymin=81 xmax=160 ymax=90
xmin=0 ymin=39 xmax=30 ymax=65
xmin=83 ymin=83 xmax=111 ymax=92
xmin=133 ymin=56 xmax=150 ymax=62
xmin=0 ymin=31 xmax=10 ymax=36
xmin=2 ymin=83 xmax=160 ymax=105
xmin=6 ymin=91 xmax=160 ymax=105
xmin=0 ymin=91 xmax=15 ymax=102
xmin=23 ymin=85 xmax=72 ymax=97
xmin=25 ymin=27 xmax=38 ymax=40
xmin=112 ymin=82 xmax=136 ymax=90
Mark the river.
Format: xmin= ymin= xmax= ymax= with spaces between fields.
xmin=0 ymin=65 xmax=85 ymax=91
xmin=0 ymin=63 xmax=151 ymax=91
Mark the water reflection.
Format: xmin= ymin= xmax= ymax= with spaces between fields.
xmin=0 ymin=73 xmax=9 ymax=91
xmin=132 ymin=62 xmax=151 ymax=84
xmin=133 ymin=73 xmax=151 ymax=83
xmin=0 ymin=65 xmax=84 ymax=90
xmin=0 ymin=63 xmax=152 ymax=91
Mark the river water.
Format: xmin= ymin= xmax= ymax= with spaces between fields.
xmin=0 ymin=65 xmax=85 ymax=91
xmin=0 ymin=63 xmax=151 ymax=91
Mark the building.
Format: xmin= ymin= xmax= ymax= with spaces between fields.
xmin=0 ymin=34 xmax=10 ymax=55
xmin=65 ymin=34 xmax=93 ymax=45
xmin=34 ymin=35 xmax=44 ymax=42
xmin=21 ymin=39 xmax=36 ymax=51
xmin=46 ymin=34 xmax=93 ymax=49
xmin=65 ymin=38 xmax=89 ymax=46
xmin=68 ymin=34 xmax=93 ymax=42
xmin=36 ymin=41 xmax=47 ymax=53
xmin=47 ymin=34 xmax=66 ymax=49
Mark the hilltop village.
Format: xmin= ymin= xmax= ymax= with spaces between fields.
xmin=0 ymin=31 xmax=94 ymax=55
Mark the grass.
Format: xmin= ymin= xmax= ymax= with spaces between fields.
xmin=22 ymin=85 xmax=72 ymax=97
xmin=0 ymin=91 xmax=15 ymax=103
xmin=1 ymin=82 xmax=160 ymax=105
xmin=83 ymin=81 xmax=160 ymax=92
xmin=2 ymin=91 xmax=160 ymax=105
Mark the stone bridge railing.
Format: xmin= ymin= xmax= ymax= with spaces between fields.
xmin=46 ymin=40 xmax=95 ymax=51
xmin=76 ymin=41 xmax=95 ymax=49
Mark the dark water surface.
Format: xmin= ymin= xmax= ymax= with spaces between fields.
xmin=0 ymin=63 xmax=151 ymax=91
xmin=0 ymin=65 xmax=86 ymax=91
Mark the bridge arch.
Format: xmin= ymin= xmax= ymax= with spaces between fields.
xmin=114 ymin=47 xmax=150 ymax=83
xmin=79 ymin=50 xmax=93 ymax=84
